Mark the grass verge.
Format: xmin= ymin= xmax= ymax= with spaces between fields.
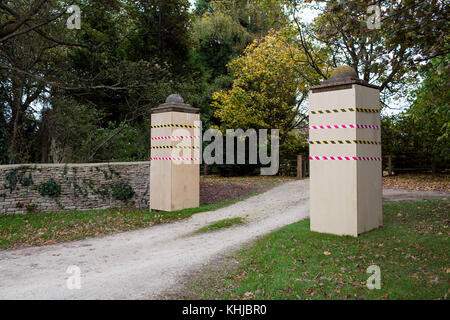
xmin=194 ymin=199 xmax=449 ymax=300
xmin=0 ymin=196 xmax=251 ymax=251
xmin=195 ymin=217 xmax=246 ymax=234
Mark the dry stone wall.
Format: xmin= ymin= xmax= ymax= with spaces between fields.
xmin=0 ymin=162 xmax=150 ymax=215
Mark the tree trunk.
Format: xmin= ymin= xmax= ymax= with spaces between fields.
xmin=9 ymin=85 xmax=25 ymax=164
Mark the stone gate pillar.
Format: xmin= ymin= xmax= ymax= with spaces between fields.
xmin=150 ymin=94 xmax=200 ymax=212
xmin=309 ymin=66 xmax=383 ymax=237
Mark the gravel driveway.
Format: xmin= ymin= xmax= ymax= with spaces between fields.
xmin=0 ymin=179 xmax=309 ymax=300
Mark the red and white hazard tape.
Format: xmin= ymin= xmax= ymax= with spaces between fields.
xmin=151 ymin=136 xmax=201 ymax=140
xmin=310 ymin=124 xmax=380 ymax=130
xmin=310 ymin=156 xmax=382 ymax=161
xmin=150 ymin=157 xmax=200 ymax=161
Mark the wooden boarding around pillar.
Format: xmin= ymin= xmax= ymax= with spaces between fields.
xmin=309 ymin=66 xmax=383 ymax=237
xmin=150 ymin=94 xmax=200 ymax=212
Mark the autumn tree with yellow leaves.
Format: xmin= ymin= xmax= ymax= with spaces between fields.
xmin=212 ymin=28 xmax=327 ymax=140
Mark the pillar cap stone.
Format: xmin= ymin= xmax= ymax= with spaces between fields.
xmin=152 ymin=94 xmax=200 ymax=114
xmin=330 ymin=65 xmax=359 ymax=80
xmin=311 ymin=65 xmax=380 ymax=92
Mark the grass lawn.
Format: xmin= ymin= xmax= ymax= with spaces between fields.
xmin=194 ymin=199 xmax=449 ymax=300
xmin=195 ymin=217 xmax=246 ymax=234
xmin=0 ymin=176 xmax=290 ymax=251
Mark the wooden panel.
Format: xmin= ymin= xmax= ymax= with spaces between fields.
xmin=150 ymin=112 xmax=172 ymax=211
xmin=170 ymin=112 xmax=200 ymax=211
xmin=309 ymin=84 xmax=382 ymax=237
xmin=150 ymin=111 xmax=200 ymax=212
xmin=355 ymin=86 xmax=383 ymax=234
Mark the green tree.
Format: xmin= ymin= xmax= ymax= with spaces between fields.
xmin=381 ymin=57 xmax=449 ymax=173
xmin=191 ymin=0 xmax=290 ymax=134
xmin=192 ymin=3 xmax=253 ymax=78
xmin=194 ymin=0 xmax=213 ymax=15
xmin=192 ymin=0 xmax=289 ymax=78
xmin=0 ymin=0 xmax=73 ymax=163
xmin=0 ymin=0 xmax=186 ymax=163
xmin=287 ymin=0 xmax=449 ymax=96
xmin=40 ymin=99 xmax=103 ymax=163
xmin=52 ymin=0 xmax=192 ymax=162
xmin=0 ymin=88 xmax=7 ymax=164
xmin=406 ymin=57 xmax=449 ymax=172
xmin=0 ymin=0 xmax=61 ymax=42
xmin=126 ymin=0 xmax=192 ymax=73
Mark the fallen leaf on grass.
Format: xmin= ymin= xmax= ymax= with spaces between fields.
xmin=431 ymin=277 xmax=440 ymax=285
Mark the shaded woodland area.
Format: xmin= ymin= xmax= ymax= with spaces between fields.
xmin=0 ymin=0 xmax=448 ymax=173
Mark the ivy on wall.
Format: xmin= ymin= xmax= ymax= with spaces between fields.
xmin=4 ymin=166 xmax=35 ymax=193
xmin=111 ymin=183 xmax=135 ymax=201
xmin=1 ymin=165 xmax=141 ymax=211
xmin=60 ymin=165 xmax=134 ymax=201
xmin=38 ymin=179 xmax=61 ymax=197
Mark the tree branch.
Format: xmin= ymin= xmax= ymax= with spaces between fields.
xmin=0 ymin=0 xmax=48 ymax=40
